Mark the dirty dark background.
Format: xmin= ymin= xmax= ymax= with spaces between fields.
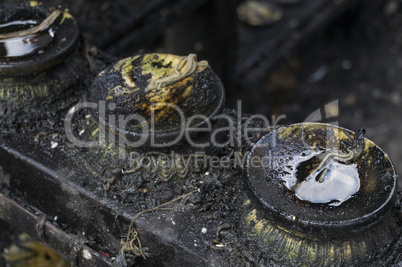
xmin=1 ymin=0 xmax=402 ymax=265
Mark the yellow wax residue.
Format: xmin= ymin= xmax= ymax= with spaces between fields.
xmin=29 ymin=1 xmax=39 ymax=7
xmin=60 ymin=11 xmax=73 ymax=24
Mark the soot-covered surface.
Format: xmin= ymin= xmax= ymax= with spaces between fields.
xmin=1 ymin=0 xmax=402 ymax=266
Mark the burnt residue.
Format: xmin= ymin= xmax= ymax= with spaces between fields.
xmin=242 ymin=123 xmax=401 ymax=265
xmin=130 ymin=56 xmax=151 ymax=91
xmin=247 ymin=123 xmax=398 ymax=237
xmin=57 ymin=103 xmax=249 ymax=261
xmin=151 ymin=59 xmax=172 ymax=69
xmin=0 ymin=2 xmax=82 ymax=135
xmin=0 ymin=3 xmax=399 ymax=263
xmin=0 ymin=2 xmax=79 ymax=76
xmin=1 ymin=102 xmax=402 ymax=266
xmin=0 ymin=50 xmax=91 ymax=134
xmin=294 ymin=153 xmax=318 ymax=183
xmin=88 ymin=54 xmax=225 ymax=144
